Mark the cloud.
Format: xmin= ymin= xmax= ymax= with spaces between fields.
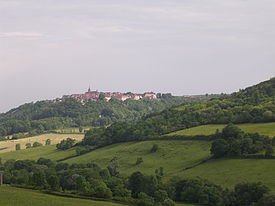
xmin=0 ymin=32 xmax=43 ymax=38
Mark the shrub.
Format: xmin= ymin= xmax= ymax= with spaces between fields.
xmin=150 ymin=144 xmax=159 ymax=153
xmin=15 ymin=144 xmax=21 ymax=150
xmin=33 ymin=142 xmax=43 ymax=147
xmin=135 ymin=157 xmax=143 ymax=165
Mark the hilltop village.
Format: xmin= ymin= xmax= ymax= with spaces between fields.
xmin=62 ymin=87 xmax=158 ymax=102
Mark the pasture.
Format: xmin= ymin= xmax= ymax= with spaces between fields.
xmin=64 ymin=140 xmax=211 ymax=177
xmin=165 ymin=122 xmax=275 ymax=137
xmin=0 ymin=133 xmax=84 ymax=153
xmin=180 ymin=158 xmax=275 ymax=191
xmin=0 ymin=144 xmax=76 ymax=162
xmin=0 ymin=186 xmax=126 ymax=206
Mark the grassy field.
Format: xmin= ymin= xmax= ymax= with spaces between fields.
xmin=0 ymin=144 xmax=77 ymax=162
xmin=180 ymin=158 xmax=275 ymax=191
xmin=64 ymin=140 xmax=211 ymax=178
xmin=63 ymin=140 xmax=275 ymax=192
xmin=0 ymin=186 xmax=126 ymax=206
xmin=165 ymin=122 xmax=275 ymax=137
xmin=0 ymin=133 xmax=84 ymax=153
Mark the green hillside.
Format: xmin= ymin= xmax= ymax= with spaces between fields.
xmin=64 ymin=140 xmax=211 ymax=177
xmin=0 ymin=144 xmax=75 ymax=162
xmin=80 ymin=78 xmax=275 ymax=149
xmin=0 ymin=186 xmax=126 ymax=206
xmin=0 ymin=96 xmax=201 ymax=137
xmin=180 ymin=158 xmax=275 ymax=192
xmin=166 ymin=122 xmax=275 ymax=137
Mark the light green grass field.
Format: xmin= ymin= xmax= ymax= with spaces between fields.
xmin=165 ymin=122 xmax=275 ymax=137
xmin=0 ymin=144 xmax=76 ymax=162
xmin=64 ymin=140 xmax=211 ymax=178
xmin=0 ymin=133 xmax=84 ymax=153
xmin=0 ymin=186 xmax=126 ymax=206
xmin=180 ymin=158 xmax=275 ymax=191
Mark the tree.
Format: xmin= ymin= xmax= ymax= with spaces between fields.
xmin=98 ymin=93 xmax=105 ymax=101
xmin=234 ymin=182 xmax=269 ymax=206
xmin=129 ymin=172 xmax=146 ymax=197
xmin=48 ymin=175 xmax=60 ymax=191
xmin=79 ymin=127 xmax=83 ymax=133
xmin=265 ymin=145 xmax=274 ymax=157
xmin=33 ymin=142 xmax=43 ymax=147
xmin=25 ymin=143 xmax=32 ymax=149
xmin=56 ymin=138 xmax=75 ymax=150
xmin=222 ymin=124 xmax=243 ymax=139
xmin=45 ymin=139 xmax=51 ymax=145
xmin=15 ymin=144 xmax=21 ymax=150
xmin=211 ymin=139 xmax=229 ymax=158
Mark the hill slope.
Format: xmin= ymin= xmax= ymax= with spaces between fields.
xmin=81 ymin=78 xmax=275 ymax=147
xmin=165 ymin=122 xmax=275 ymax=137
xmin=0 ymin=97 xmax=204 ymax=137
xmin=0 ymin=186 xmax=126 ymax=206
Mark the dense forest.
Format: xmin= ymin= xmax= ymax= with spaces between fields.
xmin=0 ymin=95 xmax=214 ymax=137
xmin=82 ymin=78 xmax=275 ymax=146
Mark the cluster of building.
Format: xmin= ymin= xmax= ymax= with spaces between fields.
xmin=62 ymin=87 xmax=158 ymax=102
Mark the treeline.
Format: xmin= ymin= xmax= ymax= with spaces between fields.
xmin=81 ymin=78 xmax=275 ymax=146
xmin=0 ymin=158 xmax=274 ymax=206
xmin=211 ymin=124 xmax=275 ymax=158
xmin=0 ymin=96 xmax=203 ymax=137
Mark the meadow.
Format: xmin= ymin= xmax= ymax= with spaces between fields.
xmin=0 ymin=144 xmax=76 ymax=162
xmin=0 ymin=133 xmax=84 ymax=153
xmin=165 ymin=122 xmax=275 ymax=137
xmin=0 ymin=186 xmax=126 ymax=206
xmin=64 ymin=140 xmax=211 ymax=177
xmin=180 ymin=158 xmax=275 ymax=192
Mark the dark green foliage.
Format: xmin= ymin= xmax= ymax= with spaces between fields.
xmin=0 ymin=97 xmax=197 ymax=136
xmin=256 ymin=195 xmax=275 ymax=206
xmin=25 ymin=143 xmax=32 ymax=149
xmin=211 ymin=124 xmax=272 ymax=158
xmin=45 ymin=139 xmax=51 ymax=145
xmin=1 ymin=159 xmax=272 ymax=206
xmin=15 ymin=144 xmax=20 ymax=151
xmin=56 ymin=138 xmax=75 ymax=150
xmin=211 ymin=139 xmax=229 ymax=158
xmin=135 ymin=157 xmax=143 ymax=165
xmin=234 ymin=182 xmax=269 ymax=206
xmin=150 ymin=144 xmax=159 ymax=153
xmin=173 ymin=178 xmax=224 ymax=206
xmin=33 ymin=142 xmax=43 ymax=147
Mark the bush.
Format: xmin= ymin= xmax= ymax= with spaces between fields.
xmin=33 ymin=142 xmax=43 ymax=147
xmin=25 ymin=143 xmax=32 ymax=149
xmin=15 ymin=144 xmax=21 ymax=150
xmin=56 ymin=138 xmax=75 ymax=150
xmin=150 ymin=144 xmax=159 ymax=153
xmin=45 ymin=139 xmax=51 ymax=145
xmin=135 ymin=157 xmax=143 ymax=165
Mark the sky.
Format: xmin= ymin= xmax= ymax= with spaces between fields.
xmin=0 ymin=0 xmax=275 ymax=113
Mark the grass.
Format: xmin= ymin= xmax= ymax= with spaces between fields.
xmin=165 ymin=122 xmax=275 ymax=137
xmin=0 ymin=133 xmax=84 ymax=154
xmin=0 ymin=186 xmax=126 ymax=206
xmin=63 ymin=139 xmax=275 ymax=192
xmin=0 ymin=144 xmax=77 ymax=162
xmin=180 ymin=158 xmax=275 ymax=191
xmin=64 ymin=140 xmax=211 ymax=178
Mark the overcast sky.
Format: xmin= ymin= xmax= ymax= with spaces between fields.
xmin=0 ymin=0 xmax=274 ymax=112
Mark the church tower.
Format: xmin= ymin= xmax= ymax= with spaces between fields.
xmin=88 ymin=85 xmax=91 ymax=92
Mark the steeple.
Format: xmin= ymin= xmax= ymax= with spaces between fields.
xmin=88 ymin=85 xmax=91 ymax=92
